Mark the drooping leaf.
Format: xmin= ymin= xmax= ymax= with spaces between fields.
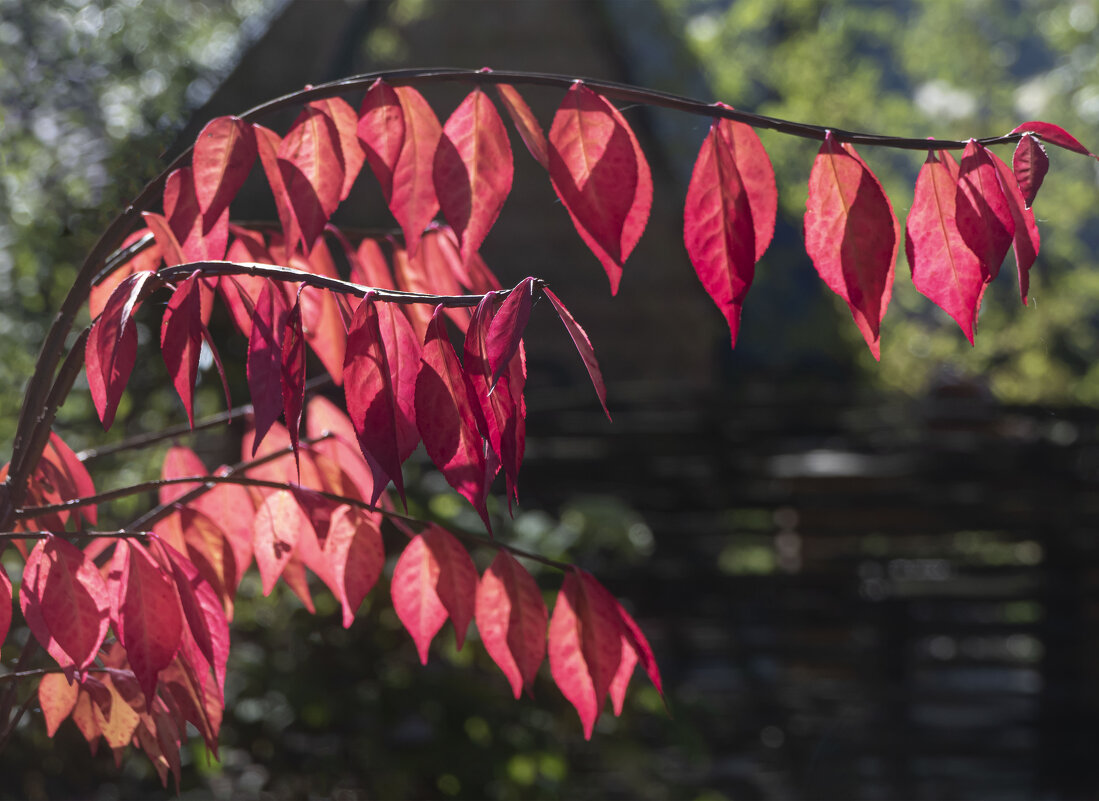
xmin=803 ymin=132 xmax=898 ymax=360
xmin=306 ymin=395 xmax=379 ymax=505
xmin=21 ymin=537 xmax=111 ymax=673
xmin=39 ymin=671 xmax=80 ymax=737
xmin=0 ymin=565 xmax=10 ymax=648
xmin=247 ymin=279 xmax=291 ymax=455
xmin=192 ymin=115 xmax=257 ymax=220
xmin=422 ymin=526 xmax=478 ymax=650
xmin=391 ymin=534 xmax=448 ymax=665
xmin=608 ymin=636 xmax=639 ymax=717
xmin=988 ymin=149 xmax=1041 ymax=305
xmin=614 ymin=599 xmax=664 ymax=700
xmin=281 ymin=295 xmax=307 ymax=469
xmin=254 ymin=124 xmax=303 ymax=256
xmin=324 ymin=505 xmax=384 ymax=628
xmin=391 ymin=85 xmax=443 ymax=255
xmin=475 ymin=550 xmax=547 ymax=698
xmin=107 ymin=541 xmax=183 ymax=704
xmin=1012 ymin=134 xmax=1049 ymax=208
xmin=164 ymin=167 xmax=229 ymax=262
xmin=955 ymin=139 xmax=1015 ymax=284
xmin=547 ymin=568 xmax=623 ymax=739
xmin=86 ymin=270 xmax=159 ymax=429
xmin=160 ymin=273 xmax=205 ymax=427
xmin=70 ymin=686 xmax=102 ymax=751
xmin=253 ymin=490 xmax=309 ymax=595
xmin=906 ymin=150 xmax=986 ymax=344
xmin=310 ymin=97 xmax=365 ymax=201
xmin=353 ymin=236 xmax=397 ymax=290
xmin=343 ymin=294 xmax=414 ymax=505
xmin=277 ymin=106 xmax=344 ymax=251
xmin=178 ymin=508 xmax=237 ymax=619
xmin=548 ymin=83 xmax=652 ymax=294
xmin=486 ymin=276 xmax=536 ymax=389
xmin=44 ymin=430 xmax=97 ymax=526
xmin=1009 ymin=120 xmax=1097 ymax=159
xmin=542 ymin=287 xmax=610 ymax=420
xmin=684 ymin=116 xmax=777 ymax=348
xmin=89 ymin=229 xmax=161 ymax=320
xmin=416 ymin=307 xmax=491 ymax=532
xmin=434 ymin=88 xmax=514 ymax=262
xmin=141 ymin=211 xmax=187 ymax=267
xmin=496 ymin=84 xmax=549 ymax=169
xmin=88 ymin=671 xmax=142 ymax=750
xmin=357 ymin=78 xmax=405 ymax=202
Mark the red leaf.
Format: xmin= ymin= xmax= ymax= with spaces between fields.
xmin=906 ymin=150 xmax=986 ymax=344
xmin=44 ymin=430 xmax=97 ymax=526
xmin=39 ymin=672 xmax=79 ymax=737
xmin=548 ymin=84 xmax=652 ymax=294
xmin=803 ymin=132 xmax=898 ymax=360
xmin=324 ymin=505 xmax=384 ymax=627
xmin=989 ymin=149 xmax=1041 ymax=305
xmin=357 ymin=79 xmax=405 ymax=202
xmin=0 ymin=565 xmax=10 ymax=648
xmin=253 ymin=490 xmax=310 ymax=595
xmin=434 ymin=88 xmax=514 ymax=262
xmin=475 ymin=550 xmax=547 ymax=698
xmin=343 ymin=294 xmax=416 ymax=505
xmin=1012 ymin=134 xmax=1049 ymax=208
xmin=542 ymin=287 xmax=610 ymax=420
xmin=160 ymin=273 xmax=205 ymax=427
xmin=955 ymin=140 xmax=1015 ymax=284
xmin=297 ymin=272 xmax=348 ymax=385
xmin=247 ymin=279 xmax=291 ymax=454
xmin=486 ymin=277 xmax=536 ymax=389
xmin=615 ymin=600 xmax=663 ymax=699
xmin=353 ymin=237 xmax=397 ymax=290
xmin=89 ymin=229 xmax=161 ymax=320
xmin=278 ymin=106 xmax=344 ymax=251
xmin=107 ymin=541 xmax=183 ymax=704
xmin=255 ymin=124 xmax=303 ymax=257
xmin=86 ymin=270 xmax=159 ymax=429
xmin=178 ymin=508 xmax=237 ymax=619
xmin=1009 ymin=120 xmax=1097 ymax=158
xmin=547 ymin=569 xmax=623 ymax=739
xmin=684 ymin=116 xmax=777 ymax=348
xmin=281 ymin=295 xmax=307 ymax=468
xmin=306 ymin=395 xmax=379 ymax=505
xmin=310 ymin=97 xmax=365 ymax=202
xmin=150 ymin=536 xmax=231 ymax=698
xmin=141 ymin=211 xmax=186 ymax=267
xmin=21 ymin=537 xmax=110 ymax=673
xmin=422 ymin=526 xmax=478 ymax=650
xmin=496 ymin=84 xmax=549 ymax=169
xmin=391 ymin=85 xmax=442 ymax=255
xmin=416 ymin=307 xmax=491 ymax=532
xmin=192 ymin=115 xmax=257 ymax=219
xmin=164 ymin=167 xmax=229 ymax=262
xmin=608 ymin=636 xmax=638 ymax=717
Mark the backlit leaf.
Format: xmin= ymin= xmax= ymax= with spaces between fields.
xmin=475 ymin=550 xmax=547 ymax=698
xmin=391 ymin=534 xmax=448 ymax=664
xmin=192 ymin=115 xmax=257 ymax=219
xmin=391 ymin=85 xmax=442 ymax=255
xmin=357 ymin=78 xmax=405 ymax=202
xmin=310 ymin=97 xmax=365 ymax=201
xmin=324 ymin=505 xmax=384 ymax=628
xmin=160 ymin=273 xmax=205 ymax=427
xmin=253 ymin=490 xmax=309 ymax=595
xmin=989 ymin=149 xmax=1041 ymax=305
xmin=955 ymin=140 xmax=1014 ymax=283
xmin=422 ymin=526 xmax=478 ymax=650
xmin=278 ymin=106 xmax=344 ymax=251
xmin=496 ymin=84 xmax=549 ymax=169
xmin=542 ymin=287 xmax=610 ymax=420
xmin=281 ymin=295 xmax=307 ymax=469
xmin=1012 ymin=134 xmax=1049 ymax=208
xmin=39 ymin=671 xmax=79 ymax=737
xmin=164 ymin=167 xmax=228 ymax=262
xmin=486 ymin=276 xmax=535 ymax=389
xmin=247 ymin=279 xmax=291 ymax=454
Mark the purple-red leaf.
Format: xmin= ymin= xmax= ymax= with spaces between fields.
xmin=281 ymin=295 xmax=306 ymax=469
xmin=496 ymin=84 xmax=549 ymax=169
xmin=192 ymin=116 xmax=257 ymax=220
xmin=475 ymin=550 xmax=547 ymax=698
xmin=486 ymin=277 xmax=536 ymax=388
xmin=1012 ymin=134 xmax=1049 ymax=209
xmin=416 ymin=307 xmax=491 ymax=532
xmin=803 ymin=132 xmax=898 ymax=360
xmin=310 ymin=97 xmax=365 ymax=202
xmin=357 ymin=79 xmax=405 ymax=202
xmin=955 ymin=140 xmax=1015 ymax=284
xmin=434 ymin=88 xmax=514 ymax=262
xmin=247 ymin=279 xmax=290 ymax=454
xmin=160 ymin=273 xmax=204 ymax=427
xmin=548 ymin=83 xmax=652 ymax=295
xmin=989 ymin=149 xmax=1041 ymax=305
xmin=391 ymin=86 xmax=442 ymax=255
xmin=906 ymin=150 xmax=986 ymax=344
xmin=1010 ymin=120 xmax=1097 ymax=158
xmin=542 ymin=287 xmax=610 ymax=420
xmin=277 ymin=107 xmax=344 ymax=251
xmin=0 ymin=566 xmax=10 ymax=648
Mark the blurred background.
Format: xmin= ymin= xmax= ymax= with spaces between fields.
xmin=2 ymin=0 xmax=1099 ymax=798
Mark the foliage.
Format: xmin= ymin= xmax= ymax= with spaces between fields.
xmin=0 ymin=63 xmax=1094 ymax=790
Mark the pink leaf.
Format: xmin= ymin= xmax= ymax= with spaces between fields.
xmin=615 ymin=600 xmax=663 ymax=699
xmin=357 ymin=79 xmax=405 ymax=202
xmin=89 ymin=229 xmax=161 ymax=320
xmin=164 ymin=167 xmax=229 ymax=262
xmin=281 ymin=295 xmax=307 ymax=469
xmin=324 ymin=505 xmax=384 ymax=628
xmin=906 ymin=150 xmax=986 ymax=344
xmin=542 ymin=287 xmax=610 ymax=420
xmin=391 ymin=534 xmax=449 ymax=664
xmin=254 ymin=124 xmax=302 ymax=257
xmin=252 ymin=490 xmax=310 ymax=596
xmin=192 ymin=116 xmax=257 ymax=219
xmin=277 ymin=106 xmax=344 ymax=251
xmin=475 ymin=550 xmax=547 ymax=698
xmin=310 ymin=97 xmax=365 ymax=202
xmin=803 ymin=132 xmax=898 ymax=360
xmin=1012 ymin=134 xmax=1049 ymax=209
xmin=955 ymin=140 xmax=1015 ymax=284
xmin=548 ymin=83 xmax=652 ymax=294
xmin=988 ymin=149 xmax=1041 ymax=305
xmin=422 ymin=526 xmax=478 ymax=650
xmin=434 ymin=88 xmax=514 ymax=262
xmin=391 ymin=86 xmax=442 ymax=255
xmin=496 ymin=84 xmax=549 ymax=169
xmin=160 ymin=273 xmax=204 ymax=427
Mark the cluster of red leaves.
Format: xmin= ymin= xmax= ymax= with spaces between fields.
xmin=15 ymin=73 xmax=1099 ymax=783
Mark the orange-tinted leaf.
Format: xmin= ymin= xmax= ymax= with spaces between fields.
xmin=297 ymin=278 xmax=347 ymax=385
xmin=324 ymin=505 xmax=384 ymax=628
xmin=43 ymin=430 xmax=97 ymax=527
xmin=988 ymin=149 xmax=1041 ymax=305
xmin=306 ymin=395 xmax=378 ymax=504
xmin=278 ymin=106 xmax=344 ymax=251
xmin=253 ymin=490 xmax=309 ymax=595
xmin=108 ymin=541 xmax=183 ymax=703
xmin=21 ymin=537 xmax=110 ymax=673
xmin=70 ymin=687 xmax=101 ymax=751
xmin=906 ymin=150 xmax=986 ymax=344
xmin=39 ymin=671 xmax=79 ymax=737
xmin=684 ymin=116 xmax=776 ymax=348
xmin=357 ymin=79 xmax=405 ymax=202
xmin=548 ymin=569 xmax=623 ymax=739
xmin=193 ymin=115 xmax=257 ymax=219
xmin=160 ymin=273 xmax=204 ymax=427
xmin=89 ymin=229 xmax=161 ymax=320
xmin=1012 ymin=134 xmax=1048 ymax=208
xmin=353 ymin=237 xmax=397 ymax=290
xmin=435 ymin=88 xmax=514 ymax=262
xmin=548 ymin=84 xmax=651 ymax=294
xmin=803 ymin=133 xmax=898 ymax=360
xmin=475 ymin=550 xmax=547 ymax=698
xmin=542 ymin=287 xmax=610 ymax=420
xmin=179 ymin=508 xmax=236 ymax=618
xmin=89 ymin=670 xmax=142 ymax=750
xmin=391 ymin=86 xmax=442 ymax=255
xmin=955 ymin=140 xmax=1014 ymax=284
xmin=416 ymin=307 xmax=491 ymax=532
xmin=496 ymin=84 xmax=549 ymax=169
